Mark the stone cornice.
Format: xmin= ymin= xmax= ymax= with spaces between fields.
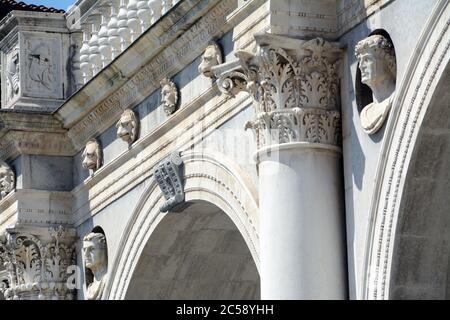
xmin=0 ymin=110 xmax=74 ymax=161
xmin=0 ymin=110 xmax=65 ymax=134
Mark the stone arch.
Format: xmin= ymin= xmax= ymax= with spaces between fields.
xmin=104 ymin=151 xmax=260 ymax=300
xmin=363 ymin=0 xmax=450 ymax=299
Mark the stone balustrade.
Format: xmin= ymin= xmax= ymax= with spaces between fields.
xmin=73 ymin=0 xmax=180 ymax=85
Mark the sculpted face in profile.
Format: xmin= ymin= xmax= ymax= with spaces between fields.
xmin=83 ymin=232 xmax=108 ymax=300
xmin=82 ymin=139 xmax=102 ymax=172
xmin=0 ymin=161 xmax=15 ymax=199
xmin=116 ymin=109 xmax=139 ymax=144
xmin=355 ymin=34 xmax=396 ymax=134
xmin=198 ymin=42 xmax=222 ymax=78
xmin=160 ymin=78 xmax=178 ymax=115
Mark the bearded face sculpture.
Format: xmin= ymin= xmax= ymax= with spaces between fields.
xmin=0 ymin=161 xmax=15 ymax=199
xmin=160 ymin=78 xmax=178 ymax=116
xmin=355 ymin=34 xmax=396 ymax=134
xmin=82 ymin=139 xmax=102 ymax=173
xmin=116 ymin=109 xmax=139 ymax=144
xmin=198 ymin=42 xmax=222 ymax=78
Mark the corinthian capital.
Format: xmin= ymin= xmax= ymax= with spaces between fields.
xmin=212 ymin=33 xmax=343 ymax=150
xmin=0 ymin=226 xmax=76 ymax=300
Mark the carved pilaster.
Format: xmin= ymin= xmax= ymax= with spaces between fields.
xmin=154 ymin=151 xmax=185 ymax=213
xmin=212 ymin=33 xmax=343 ymax=150
xmin=0 ymin=226 xmax=77 ymax=300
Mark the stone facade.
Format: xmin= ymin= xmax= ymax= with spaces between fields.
xmin=0 ymin=0 xmax=449 ymax=300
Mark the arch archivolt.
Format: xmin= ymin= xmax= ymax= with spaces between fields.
xmin=104 ymin=151 xmax=260 ymax=300
xmin=363 ymin=0 xmax=450 ymax=299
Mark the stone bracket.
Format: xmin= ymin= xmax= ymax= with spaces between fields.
xmin=154 ymin=151 xmax=185 ymax=213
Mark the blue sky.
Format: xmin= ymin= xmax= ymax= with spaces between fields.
xmin=23 ymin=0 xmax=76 ymax=11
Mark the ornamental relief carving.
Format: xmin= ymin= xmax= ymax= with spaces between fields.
xmin=154 ymin=151 xmax=185 ymax=213
xmin=23 ymin=35 xmax=61 ymax=99
xmin=0 ymin=161 xmax=15 ymax=200
xmin=212 ymin=34 xmax=343 ymax=149
xmin=355 ymin=34 xmax=396 ymax=135
xmin=5 ymin=47 xmax=20 ymax=102
xmin=0 ymin=226 xmax=76 ymax=300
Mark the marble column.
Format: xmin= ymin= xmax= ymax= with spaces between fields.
xmin=213 ymin=33 xmax=347 ymax=299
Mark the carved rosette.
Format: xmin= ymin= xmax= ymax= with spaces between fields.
xmin=213 ymin=35 xmax=343 ymax=150
xmin=0 ymin=226 xmax=76 ymax=300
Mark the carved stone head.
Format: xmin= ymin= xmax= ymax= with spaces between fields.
xmin=83 ymin=232 xmax=107 ymax=274
xmin=160 ymin=78 xmax=178 ymax=115
xmin=83 ymin=232 xmax=107 ymax=300
xmin=0 ymin=161 xmax=15 ymax=199
xmin=82 ymin=139 xmax=102 ymax=172
xmin=198 ymin=42 xmax=222 ymax=78
xmin=116 ymin=109 xmax=139 ymax=144
xmin=355 ymin=35 xmax=396 ymax=97
xmin=355 ymin=34 xmax=397 ymax=134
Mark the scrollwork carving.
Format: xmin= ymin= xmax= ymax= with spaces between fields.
xmin=154 ymin=151 xmax=184 ymax=212
xmin=0 ymin=226 xmax=76 ymax=300
xmin=214 ymin=34 xmax=343 ymax=149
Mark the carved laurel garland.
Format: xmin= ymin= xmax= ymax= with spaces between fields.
xmin=0 ymin=226 xmax=76 ymax=300
xmin=365 ymin=5 xmax=450 ymax=299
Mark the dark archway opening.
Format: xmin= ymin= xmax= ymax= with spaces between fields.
xmin=125 ymin=201 xmax=260 ymax=299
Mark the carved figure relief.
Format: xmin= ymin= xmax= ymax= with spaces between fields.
xmin=23 ymin=35 xmax=61 ymax=98
xmin=82 ymin=139 xmax=102 ymax=173
xmin=355 ymin=34 xmax=396 ymax=134
xmin=154 ymin=151 xmax=184 ymax=212
xmin=6 ymin=48 xmax=20 ymax=101
xmin=0 ymin=161 xmax=15 ymax=200
xmin=0 ymin=226 xmax=76 ymax=300
xmin=160 ymin=78 xmax=179 ymax=115
xmin=198 ymin=42 xmax=222 ymax=78
xmin=116 ymin=109 xmax=139 ymax=144
xmin=83 ymin=232 xmax=108 ymax=300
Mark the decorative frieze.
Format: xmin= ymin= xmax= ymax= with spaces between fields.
xmin=0 ymin=226 xmax=76 ymax=300
xmin=213 ymin=34 xmax=343 ymax=149
xmin=154 ymin=151 xmax=184 ymax=212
